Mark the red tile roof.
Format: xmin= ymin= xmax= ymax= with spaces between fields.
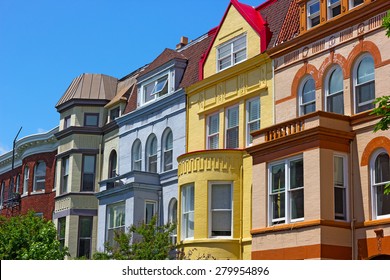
xmin=273 ymin=0 xmax=300 ymax=46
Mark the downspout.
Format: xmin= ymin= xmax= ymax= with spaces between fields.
xmin=239 ymin=164 xmax=243 ymax=260
xmin=350 ymin=140 xmax=356 ymax=260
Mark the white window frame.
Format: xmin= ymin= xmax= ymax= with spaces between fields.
xmin=109 ymin=107 xmax=120 ymax=122
xmin=268 ymin=155 xmax=304 ymax=226
xmin=146 ymin=135 xmax=158 ymax=173
xmin=181 ymin=184 xmax=194 ymax=240
xmin=217 ymin=34 xmax=247 ymax=72
xmin=63 ymin=115 xmax=71 ymax=129
xmin=246 ymin=97 xmax=261 ymax=146
xmin=208 ymin=181 xmax=233 ymax=238
xmin=307 ymin=0 xmax=320 ymax=29
xmin=23 ymin=166 xmax=29 ymax=195
xmin=132 ymin=139 xmax=142 ymax=171
xmin=207 ymin=112 xmax=220 ymax=150
xmin=353 ymin=54 xmax=375 ymax=114
xmin=334 ymin=154 xmax=348 ymax=221
xmin=299 ymin=75 xmax=316 ymax=116
xmin=349 ymin=0 xmax=364 ymax=10
xmin=327 ymin=0 xmax=341 ymax=19
xmin=144 ymin=200 xmax=157 ymax=224
xmin=142 ymin=75 xmax=169 ymax=105
xmin=225 ymin=105 xmax=239 ymax=149
xmin=168 ymin=198 xmax=178 ymax=244
xmin=106 ymin=202 xmax=126 ymax=246
xmin=162 ymin=129 xmax=173 ymax=172
xmin=370 ymin=149 xmax=390 ymax=220
xmin=61 ymin=157 xmax=69 ymax=194
xmin=325 ymin=65 xmax=344 ymax=114
xmin=33 ymin=161 xmax=46 ymax=192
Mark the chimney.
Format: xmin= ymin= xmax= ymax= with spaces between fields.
xmin=176 ymin=36 xmax=188 ymax=50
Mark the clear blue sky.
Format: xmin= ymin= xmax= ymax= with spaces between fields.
xmin=0 ymin=0 xmax=264 ymax=154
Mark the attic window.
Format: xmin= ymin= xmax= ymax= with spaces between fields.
xmin=143 ymin=76 xmax=169 ymax=104
xmin=349 ymin=0 xmax=363 ymax=9
xmin=307 ymin=0 xmax=320 ymax=29
xmin=110 ymin=107 xmax=120 ymax=122
xmin=217 ymin=34 xmax=247 ymax=72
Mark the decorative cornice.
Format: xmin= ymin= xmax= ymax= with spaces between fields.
xmin=54 ymin=126 xmax=103 ymax=140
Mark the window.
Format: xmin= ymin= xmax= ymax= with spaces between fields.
xmin=81 ymin=155 xmax=96 ymax=192
xmin=110 ymin=107 xmax=120 ymax=122
xmin=349 ymin=0 xmax=364 ymax=9
xmin=328 ymin=0 xmax=341 ymax=19
xmin=132 ymin=140 xmax=142 ymax=171
xmin=58 ymin=217 xmax=66 ymax=250
xmin=84 ymin=113 xmax=99 ymax=127
xmin=61 ymin=157 xmax=69 ymax=194
xmin=354 ymin=55 xmax=375 ymax=113
xmin=226 ymin=106 xmax=239 ymax=149
xmin=146 ymin=135 xmax=157 ymax=173
xmin=168 ymin=198 xmax=178 ymax=244
xmin=143 ymin=76 xmax=169 ymax=103
xmin=217 ymin=34 xmax=247 ymax=71
xmin=181 ymin=184 xmax=194 ymax=240
xmin=299 ymin=76 xmax=316 ymax=116
xmin=326 ymin=66 xmax=344 ymax=114
xmin=64 ymin=115 xmax=71 ymax=129
xmin=307 ymin=0 xmax=320 ymax=29
xmin=334 ymin=155 xmax=347 ymax=220
xmin=0 ymin=182 xmax=4 ymax=207
xmin=210 ymin=182 xmax=232 ymax=237
xmin=78 ymin=216 xmax=93 ymax=259
xmin=163 ymin=130 xmax=173 ymax=172
xmin=207 ymin=113 xmax=219 ymax=149
xmin=247 ymin=98 xmax=260 ymax=145
xmin=33 ymin=161 xmax=46 ymax=192
xmin=371 ymin=151 xmax=390 ymax=219
xmin=108 ymin=150 xmax=117 ymax=178
xmin=145 ymin=201 xmax=157 ymax=224
xmin=269 ymin=156 xmax=304 ymax=225
xmin=23 ymin=166 xmax=29 ymax=194
xmin=106 ymin=203 xmax=125 ymax=246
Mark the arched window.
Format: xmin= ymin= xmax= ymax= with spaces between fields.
xmin=168 ymin=198 xmax=177 ymax=244
xmin=326 ymin=66 xmax=344 ymax=114
xmin=371 ymin=150 xmax=390 ymax=219
xmin=299 ymin=76 xmax=316 ymax=116
xmin=354 ymin=54 xmax=375 ymax=113
xmin=33 ymin=161 xmax=46 ymax=192
xmin=162 ymin=129 xmax=173 ymax=172
xmin=108 ymin=150 xmax=117 ymax=178
xmin=132 ymin=139 xmax=142 ymax=171
xmin=146 ymin=135 xmax=158 ymax=173
xmin=23 ymin=166 xmax=29 ymax=194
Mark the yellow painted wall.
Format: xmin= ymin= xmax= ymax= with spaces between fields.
xmin=203 ymin=5 xmax=261 ymax=79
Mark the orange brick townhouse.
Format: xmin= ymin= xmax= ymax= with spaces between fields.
xmin=248 ymin=0 xmax=390 ymax=259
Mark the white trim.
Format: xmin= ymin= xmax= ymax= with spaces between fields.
xmin=327 ymin=0 xmax=341 ymax=19
xmin=349 ymin=0 xmax=364 ymax=10
xmin=208 ymin=181 xmax=233 ymax=238
xmin=353 ymin=53 xmax=375 ymax=114
xmin=216 ymin=33 xmax=247 ymax=72
xmin=307 ymin=0 xmax=320 ymax=29
xmin=181 ymin=184 xmax=194 ymax=241
xmin=225 ymin=104 xmax=239 ymax=149
xmin=206 ymin=112 xmax=220 ymax=150
xmin=246 ymin=97 xmax=261 ymax=146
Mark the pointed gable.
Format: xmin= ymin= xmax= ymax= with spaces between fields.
xmin=201 ymin=0 xmax=271 ymax=79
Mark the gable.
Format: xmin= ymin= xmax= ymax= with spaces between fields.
xmin=202 ymin=2 xmax=268 ymax=79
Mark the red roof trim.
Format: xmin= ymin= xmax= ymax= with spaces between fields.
xmin=199 ymin=0 xmax=270 ymax=80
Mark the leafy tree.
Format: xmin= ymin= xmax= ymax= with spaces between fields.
xmin=383 ymin=13 xmax=390 ymax=37
xmin=93 ymin=215 xmax=176 ymax=260
xmin=0 ymin=211 xmax=69 ymax=260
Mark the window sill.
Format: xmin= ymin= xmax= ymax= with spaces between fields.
xmin=31 ymin=190 xmax=45 ymax=196
xmin=21 ymin=193 xmax=29 ymax=198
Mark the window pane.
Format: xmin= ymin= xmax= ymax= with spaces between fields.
xmin=227 ymin=106 xmax=239 ymax=149
xmin=327 ymin=92 xmax=344 ymax=114
xmin=218 ymin=44 xmax=231 ymax=59
xmin=352 ymin=0 xmax=364 ymax=7
xmin=334 ymin=187 xmax=346 ymax=219
xmin=144 ymin=82 xmax=154 ymax=103
xmin=212 ymin=211 xmax=231 ymax=236
xmin=376 ymin=185 xmax=390 ymax=216
xmin=79 ymin=217 xmax=93 ymax=238
xmin=271 ymin=163 xmax=285 ymax=193
xmin=290 ymin=159 xmax=303 ymax=189
xmin=302 ymin=78 xmax=316 ymax=103
xmin=334 ymin=156 xmax=344 ymax=186
xmin=165 ymin=131 xmax=173 ymax=150
xmin=208 ymin=114 xmax=219 ymax=135
xmin=85 ymin=114 xmax=98 ymax=126
xmin=211 ymin=184 xmax=231 ymax=210
xmin=290 ymin=189 xmax=304 ymax=220
xmin=375 ymin=153 xmax=390 ymax=184
xmin=271 ymin=192 xmax=285 ymax=223
xmin=109 ymin=204 xmax=125 ymax=228
xmin=83 ymin=156 xmax=95 ymax=173
xmin=145 ymin=203 xmax=155 ymax=224
xmin=357 ymin=56 xmax=375 ymax=84
xmin=309 ymin=1 xmax=320 ymax=14
xmin=164 ymin=150 xmax=173 ymax=171
xmin=329 ymin=67 xmax=343 ymax=94
xmin=234 ymin=49 xmax=246 ymax=64
xmin=78 ymin=239 xmax=91 ymax=259
xmin=248 ymin=99 xmax=260 ymax=121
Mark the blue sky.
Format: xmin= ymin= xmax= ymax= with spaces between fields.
xmin=0 ymin=0 xmax=264 ymax=154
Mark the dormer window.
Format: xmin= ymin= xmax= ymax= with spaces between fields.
xmin=328 ymin=0 xmax=341 ymax=19
xmin=110 ymin=107 xmax=120 ymax=122
xmin=349 ymin=0 xmax=363 ymax=9
xmin=307 ymin=0 xmax=320 ymax=29
xmin=217 ymin=34 xmax=247 ymax=72
xmin=143 ymin=76 xmax=169 ymax=104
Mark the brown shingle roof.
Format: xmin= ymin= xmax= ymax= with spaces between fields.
xmin=258 ymin=0 xmax=293 ymax=49
xmin=273 ymin=0 xmax=300 ymax=46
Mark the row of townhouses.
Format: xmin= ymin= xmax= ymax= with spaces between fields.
xmin=1 ymin=0 xmax=390 ymax=260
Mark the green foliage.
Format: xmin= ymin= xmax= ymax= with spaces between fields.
xmin=177 ymin=248 xmax=217 ymax=260
xmin=0 ymin=211 xmax=69 ymax=260
xmin=93 ymin=216 xmax=176 ymax=260
xmin=383 ymin=13 xmax=390 ymax=37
